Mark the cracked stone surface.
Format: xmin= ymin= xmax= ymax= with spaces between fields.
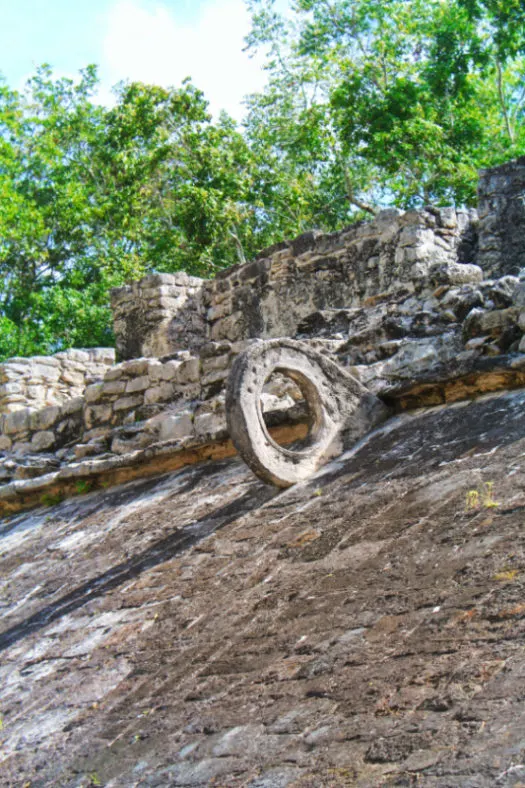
xmin=2 ymin=389 xmax=525 ymax=786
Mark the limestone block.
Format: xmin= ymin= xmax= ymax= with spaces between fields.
xmin=60 ymin=397 xmax=84 ymax=417
xmin=437 ymin=207 xmax=457 ymax=228
xmin=201 ymin=368 xmax=228 ymax=387
xmin=478 ymin=307 xmax=518 ymax=335
xmin=101 ymin=379 xmax=126 ymax=396
xmin=31 ymin=364 xmax=61 ymax=381
xmin=31 ymin=431 xmax=56 ymax=451
xmin=60 ymin=370 xmax=85 ymax=387
xmin=29 ymin=406 xmax=60 ymax=432
xmin=394 ymin=247 xmax=406 ymax=265
xmin=207 ymin=301 xmax=232 ymax=322
xmin=58 ymin=349 xmax=90 ymax=363
xmin=412 ymin=262 xmax=431 ymax=278
xmin=194 ymin=410 xmax=227 ymax=439
xmin=84 ymin=383 xmax=104 ymax=403
xmin=143 ymin=383 xmax=175 ymax=405
xmin=0 ymin=435 xmax=12 ymax=451
xmin=4 ymin=408 xmax=30 ymax=435
xmin=33 ymin=356 xmax=60 ymax=367
xmin=147 ymin=410 xmax=194 ymax=442
xmin=398 ymin=297 xmax=421 ymax=316
xmin=465 ymin=336 xmax=490 ymax=351
xmin=125 ymin=375 xmax=151 ymax=393
xmin=142 ymin=360 xmax=164 ymax=381
xmin=408 ymin=243 xmax=449 ymax=265
xmin=113 ymin=395 xmax=143 ymax=412
xmin=0 ymin=382 xmax=22 ymax=395
xmin=74 ymin=441 xmax=107 ymax=459
xmin=211 ymin=312 xmax=244 ymax=342
xmin=432 ymin=262 xmax=483 ymax=285
xmin=104 ymin=366 xmax=126 ymax=381
xmin=82 ymin=427 xmax=112 ymax=442
xmin=399 ymin=226 xmax=435 ymax=248
xmin=159 ymin=360 xmax=183 ymax=381
xmin=139 ymin=273 xmax=178 ymax=288
xmin=111 ymin=431 xmax=154 ymax=455
xmin=382 ymin=340 xmax=444 ymax=379
xmin=1 ymin=397 xmax=30 ymax=411
xmin=513 ymin=283 xmax=525 ymax=308
xmin=4 ymin=360 xmax=32 ymax=375
xmin=92 ymin=348 xmax=116 ymax=363
xmin=12 ymin=441 xmax=33 ymax=455
xmin=84 ymin=404 xmax=113 ymax=429
xmin=121 ymin=359 xmax=151 ymax=377
xmin=177 ymin=358 xmax=200 ymax=383
xmin=156 ymin=296 xmax=185 ymax=310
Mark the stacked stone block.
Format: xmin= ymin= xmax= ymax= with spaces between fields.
xmin=478 ymin=157 xmax=525 ymax=277
xmin=108 ymin=210 xmax=477 ymax=362
xmin=111 ymin=272 xmax=206 ymax=361
xmin=202 ymin=208 xmax=478 ymax=347
xmin=0 ymin=348 xmax=115 ymax=416
xmin=80 ymin=353 xmax=201 ymax=455
xmin=0 ymin=397 xmax=84 ymax=455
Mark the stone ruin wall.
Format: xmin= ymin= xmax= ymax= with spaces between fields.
xmin=110 ymin=206 xmax=478 ymax=359
xmin=0 ymin=349 xmax=115 ymax=458
xmin=477 ymin=155 xmax=525 ymax=278
xmin=110 ymin=272 xmax=206 ymax=361
xmin=1 ymin=157 xmax=525 ymax=498
xmin=0 ymin=348 xmax=115 ymax=415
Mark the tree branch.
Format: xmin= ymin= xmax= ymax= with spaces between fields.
xmin=497 ymin=61 xmax=515 ymax=144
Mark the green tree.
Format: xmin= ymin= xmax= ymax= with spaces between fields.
xmin=245 ymin=0 xmax=525 ymax=214
xmin=0 ymin=68 xmax=272 ymax=359
xmin=0 ymin=65 xmax=113 ymax=357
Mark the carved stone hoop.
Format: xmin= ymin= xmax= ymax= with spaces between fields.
xmin=226 ymin=339 xmax=389 ymax=488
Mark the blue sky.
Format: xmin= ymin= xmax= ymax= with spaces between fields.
xmin=0 ymin=0 xmax=286 ymax=118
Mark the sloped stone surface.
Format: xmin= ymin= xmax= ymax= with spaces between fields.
xmin=2 ymin=390 xmax=525 ymax=786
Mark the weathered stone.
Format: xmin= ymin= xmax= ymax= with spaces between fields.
xmin=3 ymin=409 xmax=30 ymax=435
xmin=31 ymin=431 xmax=56 ymax=451
xmin=431 ymin=262 xmax=483 ymax=285
xmin=478 ymin=156 xmax=525 ymax=276
xmin=194 ymin=410 xmax=227 ymax=439
xmin=84 ymin=404 xmax=113 ymax=429
xmin=113 ymin=395 xmax=143 ymax=412
xmin=111 ymin=431 xmax=154 ymax=454
xmin=226 ymin=339 xmax=389 ymax=487
xmin=28 ymin=405 xmax=60 ymax=432
xmin=148 ymin=410 xmax=194 ymax=442
xmin=125 ymin=375 xmax=151 ymax=394
xmin=84 ymin=383 xmax=104 ymax=403
xmin=478 ymin=307 xmax=518 ymax=335
xmin=11 ymin=441 xmax=33 ymax=455
xmin=0 ymin=435 xmax=12 ymax=451
xmin=143 ymin=383 xmax=175 ymax=405
xmin=101 ymin=379 xmax=126 ymax=396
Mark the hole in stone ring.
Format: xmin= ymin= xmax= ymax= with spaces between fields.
xmin=260 ymin=369 xmax=322 ymax=450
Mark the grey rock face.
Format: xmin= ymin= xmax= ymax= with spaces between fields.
xmin=478 ymin=156 xmax=525 ymax=277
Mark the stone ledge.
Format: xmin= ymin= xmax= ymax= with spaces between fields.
xmin=0 ymin=422 xmax=309 ymax=516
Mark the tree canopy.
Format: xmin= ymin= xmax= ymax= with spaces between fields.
xmin=245 ymin=0 xmax=525 ymax=214
xmin=1 ymin=0 xmax=525 ymax=360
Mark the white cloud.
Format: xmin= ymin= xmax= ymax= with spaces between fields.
xmin=99 ymin=0 xmax=269 ymax=119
